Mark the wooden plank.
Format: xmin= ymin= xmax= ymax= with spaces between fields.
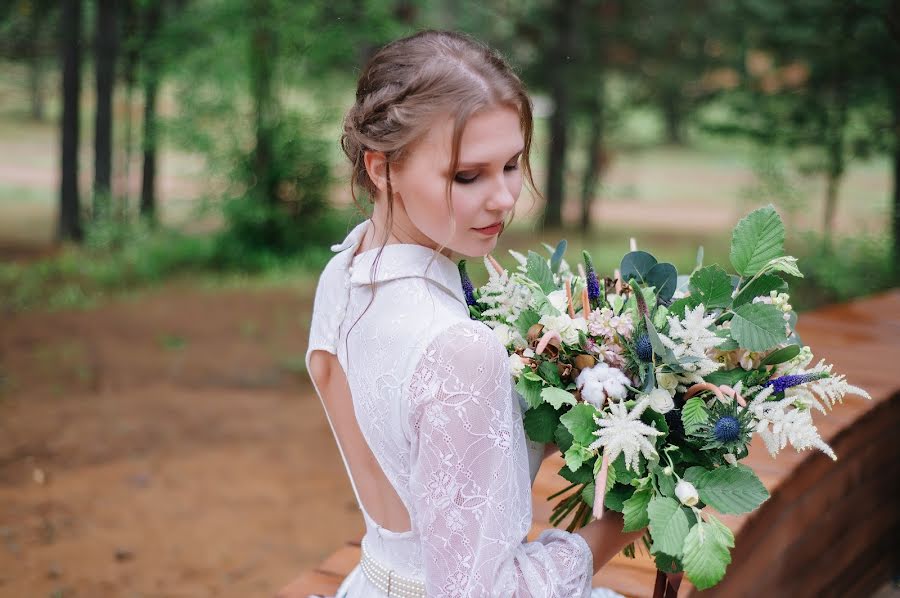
xmin=294 ymin=290 xmax=900 ymax=597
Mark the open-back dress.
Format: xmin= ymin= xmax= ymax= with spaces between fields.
xmin=305 ymin=218 xmax=623 ymax=597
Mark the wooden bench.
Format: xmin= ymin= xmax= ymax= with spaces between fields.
xmin=296 ymin=289 xmax=900 ymax=597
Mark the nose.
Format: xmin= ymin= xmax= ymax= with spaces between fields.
xmin=487 ymin=177 xmax=517 ymax=212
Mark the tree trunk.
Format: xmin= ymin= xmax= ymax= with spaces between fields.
xmin=661 ymin=86 xmax=684 ymax=146
xmin=250 ymin=0 xmax=278 ymax=205
xmin=139 ymin=1 xmax=162 ymax=224
xmin=28 ymin=5 xmax=45 ymax=121
xmin=59 ymin=0 xmax=82 ymax=242
xmin=542 ymin=0 xmax=578 ymax=230
xmin=93 ymin=0 xmax=117 ymax=221
xmin=579 ymin=86 xmax=605 ymax=234
xmin=120 ymin=0 xmax=139 ymax=217
xmin=892 ymin=85 xmax=900 ymax=283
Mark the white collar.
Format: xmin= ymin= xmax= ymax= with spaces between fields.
xmin=330 ymin=219 xmax=467 ymax=308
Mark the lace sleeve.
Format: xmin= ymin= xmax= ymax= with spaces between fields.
xmin=407 ymin=320 xmax=595 ymax=597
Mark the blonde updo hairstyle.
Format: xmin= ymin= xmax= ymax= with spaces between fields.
xmin=340 ymin=29 xmax=540 ymax=262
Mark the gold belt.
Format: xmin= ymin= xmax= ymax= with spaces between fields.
xmin=359 ymin=539 xmax=426 ymax=598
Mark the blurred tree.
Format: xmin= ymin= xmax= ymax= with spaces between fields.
xmin=59 ymin=0 xmax=83 ymax=242
xmin=702 ymin=0 xmax=896 ymax=250
xmin=139 ymin=0 xmax=165 ymax=224
xmin=93 ymin=0 xmax=117 ymax=221
xmin=0 ymin=1 xmax=58 ymax=120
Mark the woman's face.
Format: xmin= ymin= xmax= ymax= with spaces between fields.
xmin=373 ymin=105 xmax=525 ymax=259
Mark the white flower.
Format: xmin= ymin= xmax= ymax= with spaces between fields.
xmin=750 ymin=395 xmax=837 ymax=460
xmin=575 ymin=362 xmax=632 ymax=408
xmin=508 ymin=353 xmax=526 ymax=377
xmin=724 ymin=453 xmax=737 ymax=465
xmin=784 ymin=359 xmax=872 ymax=413
xmin=538 ymin=313 xmax=587 ymax=346
xmin=658 ymin=303 xmax=725 ymax=386
xmin=587 ymin=397 xmax=663 ymax=471
xmin=675 ymin=480 xmax=699 ymax=506
xmin=645 ymin=388 xmax=675 ymax=414
xmin=478 ymin=263 xmax=533 ymax=326
xmin=656 ymin=371 xmax=679 ymax=395
xmin=547 ymin=289 xmax=569 ymax=313
xmin=492 ymin=323 xmax=526 ymax=350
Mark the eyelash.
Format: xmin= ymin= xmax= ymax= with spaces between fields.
xmin=454 ymin=163 xmax=520 ymax=185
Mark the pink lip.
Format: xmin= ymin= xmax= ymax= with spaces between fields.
xmin=473 ymin=221 xmax=503 ymax=235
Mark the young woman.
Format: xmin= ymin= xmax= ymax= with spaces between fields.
xmin=286 ymin=30 xmax=643 ymax=598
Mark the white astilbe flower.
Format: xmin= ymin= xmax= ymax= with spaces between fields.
xmin=750 ymin=396 xmax=836 ymax=460
xmin=784 ymin=359 xmax=872 ymax=413
xmin=478 ymin=261 xmax=533 ymax=326
xmin=587 ymin=397 xmax=663 ymax=471
xmin=575 ymin=362 xmax=632 ymax=408
xmin=658 ymin=303 xmax=725 ymax=387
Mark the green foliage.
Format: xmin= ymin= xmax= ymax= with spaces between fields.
xmin=694 ymin=465 xmax=770 ymax=515
xmin=523 ymin=403 xmax=559 ymax=443
xmin=681 ymin=398 xmax=709 ymax=436
xmin=622 ymin=488 xmax=652 ymax=533
xmin=527 ymin=250 xmax=557 ymax=294
xmin=729 ymin=302 xmax=789 ymax=352
xmin=647 ymin=496 xmax=691 ymax=556
xmin=729 ymin=205 xmax=786 ymax=278
xmin=559 ymin=403 xmax=600 ymax=446
xmin=688 ymin=265 xmax=733 ymax=309
xmin=542 ymin=387 xmax=577 ymax=410
xmin=682 ymin=519 xmax=733 ymax=590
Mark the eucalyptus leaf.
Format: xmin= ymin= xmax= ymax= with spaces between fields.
xmin=620 ymin=251 xmax=658 ymax=284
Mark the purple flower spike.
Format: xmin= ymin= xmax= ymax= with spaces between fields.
xmin=458 ymin=260 xmax=477 ymax=306
xmin=583 ymin=250 xmax=601 ymax=301
xmin=765 ymin=371 xmax=830 ymax=394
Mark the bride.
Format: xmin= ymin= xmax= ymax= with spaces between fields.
xmin=281 ymin=30 xmax=644 ymax=598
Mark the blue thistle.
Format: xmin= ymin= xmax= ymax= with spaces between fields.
xmin=458 ymin=260 xmax=477 ymax=306
xmin=764 ymin=371 xmax=829 ymax=394
xmin=636 ymin=334 xmax=653 ymax=362
xmin=713 ymin=415 xmax=741 ymax=442
xmin=582 ymin=250 xmax=601 ymax=302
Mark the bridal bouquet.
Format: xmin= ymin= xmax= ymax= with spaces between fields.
xmin=457 ymin=205 xmax=871 ymax=591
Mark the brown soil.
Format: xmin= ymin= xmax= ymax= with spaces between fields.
xmin=0 ymin=283 xmax=364 ymax=597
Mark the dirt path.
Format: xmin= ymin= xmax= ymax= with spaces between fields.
xmin=0 ymin=284 xmax=363 ymax=597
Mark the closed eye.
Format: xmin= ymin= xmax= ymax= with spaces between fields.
xmin=454 ymin=162 xmax=520 ymax=185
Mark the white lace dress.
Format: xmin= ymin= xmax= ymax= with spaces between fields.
xmin=305 ymin=218 xmax=623 ymax=598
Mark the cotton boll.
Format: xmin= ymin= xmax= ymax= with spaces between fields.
xmin=575 ymin=363 xmax=631 ymax=408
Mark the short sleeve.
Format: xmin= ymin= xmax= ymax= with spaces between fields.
xmin=406 ymin=320 xmax=595 ymax=597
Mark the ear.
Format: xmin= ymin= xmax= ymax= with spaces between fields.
xmin=363 ymin=150 xmax=389 ymax=194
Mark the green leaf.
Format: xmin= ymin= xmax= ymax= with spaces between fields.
xmin=689 ymin=265 xmax=733 ymax=309
xmin=523 ymin=403 xmax=560 ymax=443
xmin=647 ymin=497 xmax=691 ymax=556
xmin=655 ymin=466 xmax=676 ymax=497
xmin=560 ymin=403 xmax=600 ymax=446
xmin=644 ymin=315 xmax=679 ymax=365
xmin=729 ymin=205 xmax=785 ymax=277
xmin=647 ymin=262 xmax=678 ymax=303
xmin=654 ymin=551 xmax=683 ymax=574
xmin=695 ymin=464 xmax=769 ymax=515
xmin=527 ymin=250 xmax=556 ymax=293
xmin=708 ymin=514 xmax=735 ymax=549
xmin=604 ymin=483 xmax=631 ymax=512
xmin=554 ymin=421 xmax=574 ymax=454
xmin=669 ymin=296 xmax=699 ymax=319
xmin=550 ymin=239 xmax=567 ymax=274
xmin=732 ymin=273 xmax=787 ymax=308
xmin=622 ymin=489 xmax=652 ymax=532
xmin=761 ymin=344 xmax=801 ymax=366
xmin=704 ymin=371 xmax=746 ymax=392
xmin=522 ymin=370 xmax=542 ymax=382
xmin=542 ymin=387 xmax=577 ymax=410
xmin=565 ymin=444 xmax=594 ymax=472
xmin=683 ymin=466 xmax=707 ymax=486
xmin=681 ymin=397 xmax=709 ymax=435
xmin=538 ymin=360 xmax=562 ymax=386
xmin=516 ymin=376 xmax=543 ymax=410
xmin=558 ymin=462 xmax=593 ymax=485
xmin=620 ymin=251 xmax=658 ymax=284
xmin=682 ymin=521 xmax=732 ymax=590
xmin=514 ymin=309 xmax=542 ymax=339
xmin=582 ymin=482 xmax=595 ymax=506
xmin=730 ymin=303 xmax=789 ymax=352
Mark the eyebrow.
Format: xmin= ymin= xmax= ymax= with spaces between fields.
xmin=455 ymin=148 xmax=525 ymax=169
